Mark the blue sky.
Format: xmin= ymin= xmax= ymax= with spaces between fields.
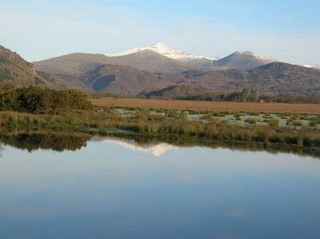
xmin=1 ymin=0 xmax=319 ymax=65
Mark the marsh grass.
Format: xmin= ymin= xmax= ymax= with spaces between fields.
xmin=268 ymin=119 xmax=279 ymax=128
xmin=293 ymin=121 xmax=303 ymax=127
xmin=1 ymin=108 xmax=319 ymax=153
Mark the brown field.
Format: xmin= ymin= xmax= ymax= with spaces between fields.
xmin=91 ymin=98 xmax=320 ymax=115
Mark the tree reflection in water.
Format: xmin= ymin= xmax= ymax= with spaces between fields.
xmin=0 ymin=133 xmax=92 ymax=152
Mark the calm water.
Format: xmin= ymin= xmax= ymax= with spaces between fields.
xmin=0 ymin=136 xmax=320 ymax=239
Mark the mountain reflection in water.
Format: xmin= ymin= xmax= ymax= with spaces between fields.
xmin=0 ymin=132 xmax=319 ymax=158
xmin=93 ymin=137 xmax=178 ymax=156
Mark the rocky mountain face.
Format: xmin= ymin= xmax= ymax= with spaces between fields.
xmin=0 ymin=45 xmax=53 ymax=88
xmin=0 ymin=46 xmax=90 ymax=91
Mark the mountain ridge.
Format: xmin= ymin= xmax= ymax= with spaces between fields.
xmin=34 ymin=43 xmax=279 ymax=75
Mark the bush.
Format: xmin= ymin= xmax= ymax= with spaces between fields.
xmin=0 ymin=86 xmax=93 ymax=113
xmin=245 ymin=117 xmax=258 ymax=124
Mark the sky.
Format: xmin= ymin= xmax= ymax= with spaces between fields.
xmin=1 ymin=0 xmax=319 ymax=65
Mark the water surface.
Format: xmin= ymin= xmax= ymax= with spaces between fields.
xmin=0 ymin=137 xmax=319 ymax=239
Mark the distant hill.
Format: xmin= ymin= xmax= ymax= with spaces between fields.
xmin=178 ymin=63 xmax=320 ymax=96
xmin=79 ymin=62 xmax=320 ymax=96
xmin=246 ymin=63 xmax=320 ymax=95
xmin=33 ymin=53 xmax=113 ymax=77
xmin=213 ymin=51 xmax=277 ymax=71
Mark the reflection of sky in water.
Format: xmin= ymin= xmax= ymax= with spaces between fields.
xmin=0 ymin=140 xmax=320 ymax=239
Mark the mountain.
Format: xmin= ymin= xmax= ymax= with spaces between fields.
xmin=105 ymin=50 xmax=191 ymax=73
xmin=80 ymin=62 xmax=320 ymax=96
xmin=107 ymin=42 xmax=217 ymax=63
xmin=179 ymin=63 xmax=320 ymax=95
xmin=34 ymin=48 xmax=192 ymax=76
xmin=106 ymin=43 xmax=277 ymax=71
xmin=246 ymin=62 xmax=320 ymax=95
xmin=0 ymin=45 xmax=54 ymax=88
xmin=214 ymin=51 xmax=277 ymax=71
xmin=0 ymin=46 xmax=90 ymax=91
xmin=33 ymin=53 xmax=113 ymax=77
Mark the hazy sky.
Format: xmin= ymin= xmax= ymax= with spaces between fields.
xmin=1 ymin=0 xmax=319 ymax=65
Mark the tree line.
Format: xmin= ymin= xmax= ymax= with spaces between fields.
xmin=139 ymin=87 xmax=320 ymax=104
xmin=191 ymin=89 xmax=320 ymax=104
xmin=0 ymin=86 xmax=93 ymax=113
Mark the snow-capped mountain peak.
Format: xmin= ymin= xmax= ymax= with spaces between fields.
xmin=106 ymin=42 xmax=217 ymax=61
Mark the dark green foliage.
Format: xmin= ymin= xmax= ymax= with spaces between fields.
xmin=138 ymin=85 xmax=320 ymax=104
xmin=225 ymin=88 xmax=259 ymax=102
xmin=140 ymin=86 xmax=261 ymax=102
xmin=0 ymin=86 xmax=93 ymax=113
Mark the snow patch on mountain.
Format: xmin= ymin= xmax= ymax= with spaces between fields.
xmin=299 ymin=64 xmax=320 ymax=69
xmin=233 ymin=51 xmax=277 ymax=62
xmin=106 ymin=43 xmax=218 ymax=61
